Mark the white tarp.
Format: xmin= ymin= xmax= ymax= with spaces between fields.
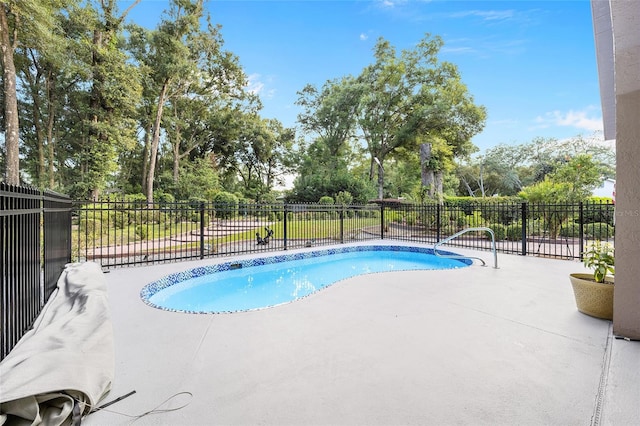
xmin=0 ymin=262 xmax=114 ymax=425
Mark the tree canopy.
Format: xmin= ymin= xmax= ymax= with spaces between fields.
xmin=1 ymin=5 xmax=614 ymax=203
xmin=291 ymin=34 xmax=486 ymax=203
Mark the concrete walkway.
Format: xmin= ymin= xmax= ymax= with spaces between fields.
xmin=85 ymin=243 xmax=639 ymax=426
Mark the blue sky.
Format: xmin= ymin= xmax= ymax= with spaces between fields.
xmin=124 ymin=0 xmax=603 ymax=152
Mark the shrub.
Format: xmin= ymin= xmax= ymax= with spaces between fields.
xmin=560 ymin=222 xmax=581 ymax=238
xmin=190 ymin=212 xmax=210 ymax=223
xmin=527 ymin=218 xmax=545 ymax=236
xmin=319 ymin=196 xmax=334 ymax=204
xmin=385 ymin=210 xmax=404 ymax=224
xmin=583 ymin=201 xmax=615 ymax=226
xmin=124 ymin=193 xmax=147 ymax=208
xmin=405 ymin=213 xmax=417 ymax=226
xmin=212 ymin=192 xmax=238 ymax=219
xmin=130 ymin=210 xmax=153 ymax=224
xmin=154 ymin=191 xmax=175 ymax=204
xmin=584 ymin=222 xmax=615 ymax=240
xmin=111 ymin=211 xmax=130 ymax=229
xmin=135 ymin=225 xmax=148 ymax=240
xmin=188 ymin=196 xmax=207 ymax=209
xmin=466 ymin=211 xmax=485 ymax=227
xmin=505 ymin=224 xmax=521 ymax=241
xmin=335 ymin=191 xmax=353 ymax=205
xmin=486 ymin=224 xmax=506 ymax=240
xmin=79 ymin=218 xmax=100 ymax=234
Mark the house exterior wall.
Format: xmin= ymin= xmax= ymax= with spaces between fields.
xmin=592 ymin=179 xmax=615 ymax=198
xmin=602 ymin=0 xmax=640 ymax=338
xmin=614 ymin=88 xmax=640 ymax=338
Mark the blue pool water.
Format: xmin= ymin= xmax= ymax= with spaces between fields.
xmin=141 ymin=246 xmax=471 ymax=313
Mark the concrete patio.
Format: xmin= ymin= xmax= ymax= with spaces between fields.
xmin=85 ymin=243 xmax=639 ymax=425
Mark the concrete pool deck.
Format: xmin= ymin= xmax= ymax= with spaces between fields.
xmin=85 ymin=243 xmax=640 ymax=426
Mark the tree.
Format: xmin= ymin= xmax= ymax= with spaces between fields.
xmin=455 ymin=144 xmax=527 ymax=197
xmin=17 ymin=12 xmax=76 ymax=190
xmin=143 ymin=0 xmax=203 ymax=203
xmin=291 ymin=76 xmax=368 ymax=201
xmin=173 ymin=155 xmax=219 ymax=201
xmin=296 ymin=76 xmax=361 ymax=157
xmin=548 ymin=154 xmax=602 ymax=201
xmin=77 ymin=0 xmax=142 ymax=199
xmin=162 ymin=15 xmax=251 ymax=188
xmin=519 ymin=154 xmax=603 ymax=238
xmin=355 ymin=35 xmax=485 ymax=200
xmin=1 ymin=0 xmax=65 ymax=184
xmin=133 ymin=0 xmax=250 ymax=203
xmin=456 ymin=134 xmax=615 ymax=197
xmin=228 ymin=114 xmax=295 ymax=199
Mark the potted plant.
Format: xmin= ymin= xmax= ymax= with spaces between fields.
xmin=569 ymin=241 xmax=615 ymax=320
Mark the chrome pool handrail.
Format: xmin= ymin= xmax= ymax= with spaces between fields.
xmin=433 ymin=227 xmax=498 ymax=269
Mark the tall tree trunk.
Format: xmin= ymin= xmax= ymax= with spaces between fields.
xmin=434 ymin=170 xmax=444 ymax=204
xmin=420 ymin=143 xmax=435 ymax=198
xmin=34 ymin=95 xmax=46 ymax=187
xmin=0 ymin=6 xmax=20 ymax=185
xmin=478 ymin=163 xmax=486 ymax=197
xmin=171 ymin=105 xmax=181 ymax=184
xmin=47 ymin=128 xmax=55 ymax=188
xmin=25 ymin=74 xmax=46 ymax=187
xmin=141 ymin=127 xmax=150 ymax=194
xmin=172 ymin=132 xmax=180 ymax=184
xmin=46 ymin=71 xmax=56 ymax=188
xmin=146 ymin=79 xmax=169 ymax=203
xmin=26 ymin=69 xmax=46 ymax=187
xmin=460 ymin=176 xmax=476 ymax=197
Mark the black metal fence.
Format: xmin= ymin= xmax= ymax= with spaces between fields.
xmin=1 ymin=183 xmax=73 ymax=361
xmin=73 ymin=199 xmax=614 ymax=269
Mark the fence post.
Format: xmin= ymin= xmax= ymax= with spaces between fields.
xmin=380 ymin=203 xmax=385 ymax=240
xmin=579 ymin=201 xmax=584 ymax=261
xmin=283 ymin=204 xmax=288 ymax=250
xmin=436 ymin=203 xmax=441 ymax=242
xmin=339 ymin=208 xmax=344 ymax=244
xmin=199 ymin=202 xmax=205 ymax=259
xmin=521 ymin=202 xmax=527 ymax=256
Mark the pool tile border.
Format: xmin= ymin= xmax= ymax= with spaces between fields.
xmin=140 ymin=245 xmax=471 ymax=314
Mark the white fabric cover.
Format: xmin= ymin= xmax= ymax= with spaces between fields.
xmin=0 ymin=262 xmax=114 ymax=425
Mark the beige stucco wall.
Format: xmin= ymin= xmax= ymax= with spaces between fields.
xmin=610 ymin=0 xmax=640 ymax=338
xmin=614 ymin=89 xmax=640 ymax=338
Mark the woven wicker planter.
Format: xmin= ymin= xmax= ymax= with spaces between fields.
xmin=569 ymin=273 xmax=614 ymax=320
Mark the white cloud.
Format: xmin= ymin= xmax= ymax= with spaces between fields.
xmin=450 ymin=9 xmax=515 ymax=22
xmin=246 ymin=73 xmax=276 ymax=99
xmin=441 ymin=46 xmax=474 ymax=54
xmin=442 ymin=36 xmax=527 ymax=57
xmin=534 ymin=107 xmax=603 ymax=132
xmin=381 ymin=0 xmax=396 ymax=7
xmin=359 ymin=33 xmax=368 ymax=41
xmin=246 ymin=73 xmax=264 ymax=95
xmin=376 ymin=0 xmax=408 ymax=9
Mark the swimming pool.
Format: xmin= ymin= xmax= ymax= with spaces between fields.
xmin=141 ymin=245 xmax=471 ymax=314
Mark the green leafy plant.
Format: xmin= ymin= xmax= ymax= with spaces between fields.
xmin=582 ymin=241 xmax=615 ymax=283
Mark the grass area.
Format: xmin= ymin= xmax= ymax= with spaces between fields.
xmin=72 ymin=218 xmax=380 ymax=252
xmin=72 ymin=220 xmax=199 ymax=249
xmin=208 ymin=218 xmax=380 ymax=246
